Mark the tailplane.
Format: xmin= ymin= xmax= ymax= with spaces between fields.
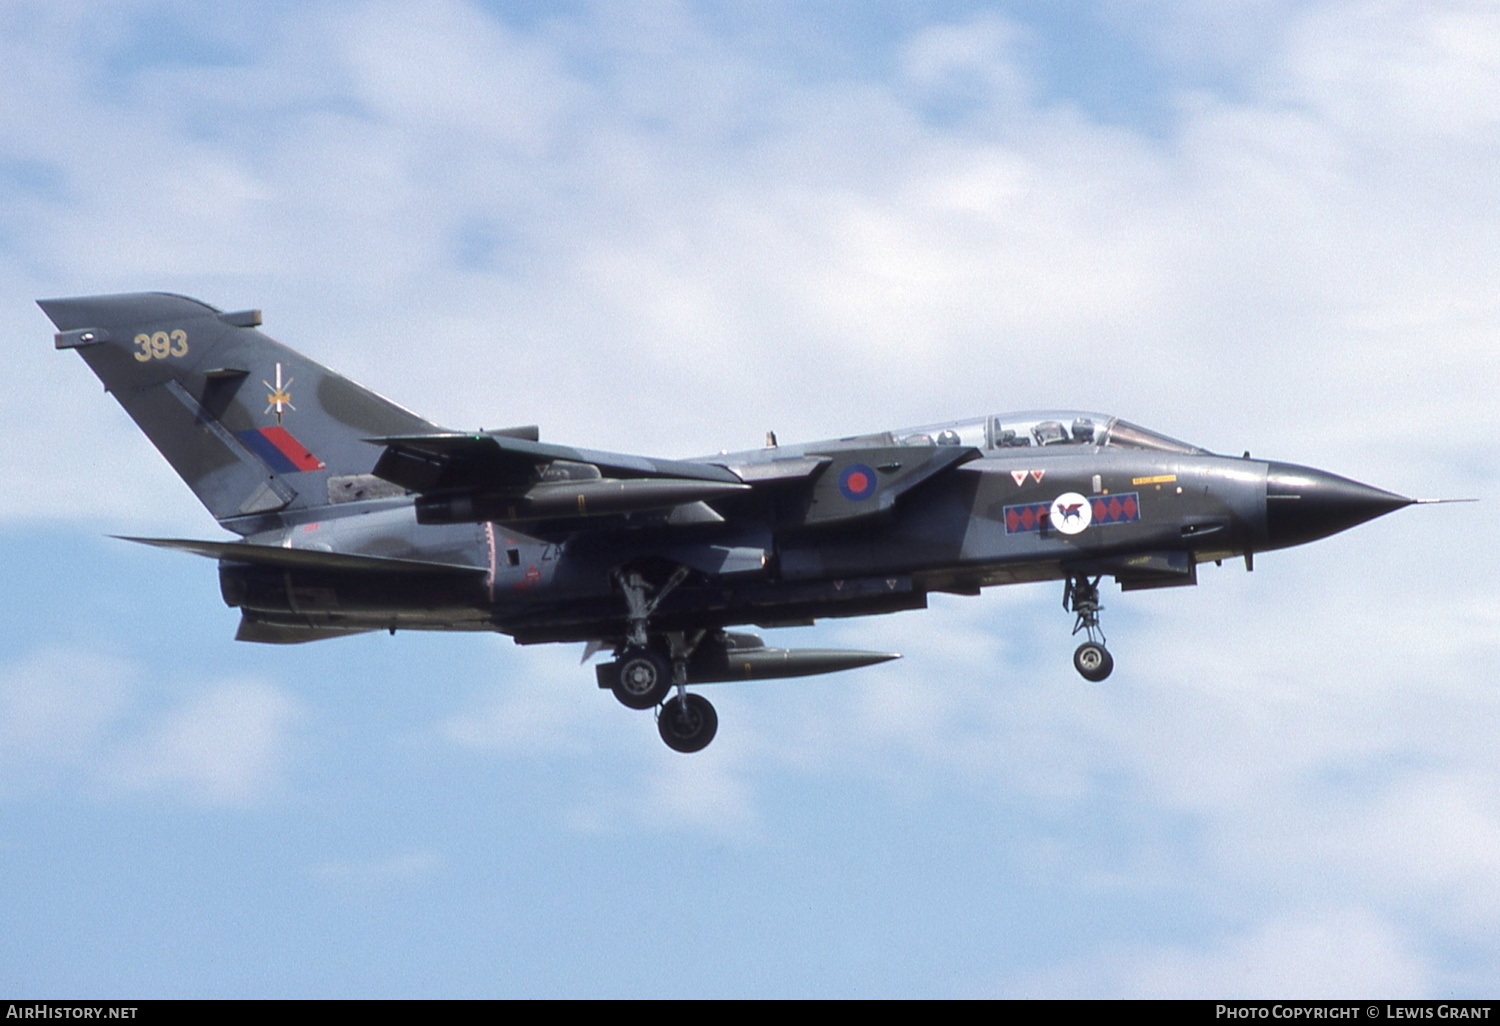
xmin=42 ymin=292 xmax=436 ymax=530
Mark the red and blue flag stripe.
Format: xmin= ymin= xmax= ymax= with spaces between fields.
xmin=236 ymin=426 xmax=326 ymax=473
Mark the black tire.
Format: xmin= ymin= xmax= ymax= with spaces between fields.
xmin=657 ymin=693 xmax=718 ymax=753
xmin=1073 ymin=641 xmax=1114 ymax=682
xmin=609 ymin=647 xmax=672 ymax=709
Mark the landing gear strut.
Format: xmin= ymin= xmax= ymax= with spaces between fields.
xmin=1064 ymin=574 xmax=1114 ymax=682
xmin=599 ymin=567 xmax=721 ymax=753
xmin=602 ymin=568 xmax=688 ymax=710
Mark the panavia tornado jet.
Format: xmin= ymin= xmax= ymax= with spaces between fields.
xmin=44 ymin=292 xmax=1423 ymax=753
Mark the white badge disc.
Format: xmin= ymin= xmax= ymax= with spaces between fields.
xmin=1049 ymin=491 xmax=1093 ymax=535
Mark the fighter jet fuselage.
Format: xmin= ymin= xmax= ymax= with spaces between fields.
xmin=43 ymin=292 xmax=1414 ymax=752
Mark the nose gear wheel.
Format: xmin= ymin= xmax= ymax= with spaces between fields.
xmin=1064 ymin=575 xmax=1114 ymax=681
xmin=1073 ymin=640 xmax=1113 ymax=682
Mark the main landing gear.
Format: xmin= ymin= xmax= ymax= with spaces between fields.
xmin=657 ymin=693 xmax=718 ymax=754
xmin=1064 ymin=574 xmax=1114 ymax=682
xmin=605 ymin=647 xmax=672 ymax=710
xmin=599 ymin=568 xmax=720 ymax=753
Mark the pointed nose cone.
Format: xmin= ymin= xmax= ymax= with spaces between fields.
xmin=1264 ymin=462 xmax=1413 ymax=550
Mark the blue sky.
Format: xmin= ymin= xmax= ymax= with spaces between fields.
xmin=3 ymin=0 xmax=1498 ymax=997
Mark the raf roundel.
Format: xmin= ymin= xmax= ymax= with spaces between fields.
xmin=838 ymin=462 xmax=878 ymax=501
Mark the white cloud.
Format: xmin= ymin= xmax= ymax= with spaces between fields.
xmin=112 ymin=679 xmax=302 ymax=806
xmin=899 ymin=11 xmax=1035 ymax=113
xmin=637 ymin=739 xmax=763 ymax=841
xmin=1311 ymin=774 xmax=1500 ymax=932
xmin=0 ymin=648 xmax=132 ymax=791
xmin=439 ymin=645 xmax=616 ymax=758
xmin=339 ymin=0 xmax=577 ymax=150
xmin=0 ymin=647 xmax=301 ymax=808
xmin=1283 ymin=0 xmax=1500 ymax=142
xmin=1009 ymin=909 xmax=1433 ymax=997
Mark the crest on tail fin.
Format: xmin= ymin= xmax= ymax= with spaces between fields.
xmin=41 ymin=292 xmax=437 ymax=531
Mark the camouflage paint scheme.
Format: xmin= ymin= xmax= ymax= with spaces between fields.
xmin=43 ymin=292 xmax=1415 ymax=752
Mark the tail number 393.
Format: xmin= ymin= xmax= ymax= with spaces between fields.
xmin=133 ymin=330 xmax=188 ymax=362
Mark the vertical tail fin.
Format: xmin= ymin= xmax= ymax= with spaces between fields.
xmin=42 ymin=292 xmax=437 ymax=530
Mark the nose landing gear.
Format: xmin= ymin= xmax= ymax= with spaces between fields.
xmin=1065 ymin=574 xmax=1114 ymax=682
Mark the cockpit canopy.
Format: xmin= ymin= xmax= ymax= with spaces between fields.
xmin=895 ymin=411 xmax=1204 ymax=455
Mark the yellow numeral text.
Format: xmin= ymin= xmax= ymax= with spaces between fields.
xmin=133 ymin=329 xmax=188 ymax=362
